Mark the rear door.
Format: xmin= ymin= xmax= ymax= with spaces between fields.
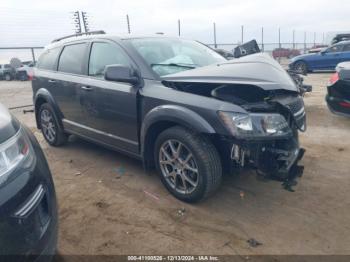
xmin=76 ymin=40 xmax=140 ymax=154
xmin=321 ymin=45 xmax=344 ymax=69
xmin=340 ymin=43 xmax=350 ymax=64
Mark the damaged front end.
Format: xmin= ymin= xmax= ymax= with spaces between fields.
xmin=162 ymin=53 xmax=308 ymax=191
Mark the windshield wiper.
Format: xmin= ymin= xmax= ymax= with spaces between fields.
xmin=150 ymin=63 xmax=197 ymax=69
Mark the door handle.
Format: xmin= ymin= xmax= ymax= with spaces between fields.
xmin=81 ymin=86 xmax=93 ymax=91
xmin=48 ymin=79 xmax=56 ymax=83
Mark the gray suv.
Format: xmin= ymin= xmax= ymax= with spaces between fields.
xmin=32 ymin=31 xmax=306 ymax=202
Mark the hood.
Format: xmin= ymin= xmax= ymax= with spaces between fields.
xmin=0 ymin=103 xmax=20 ymax=144
xmin=162 ymin=53 xmax=298 ymax=92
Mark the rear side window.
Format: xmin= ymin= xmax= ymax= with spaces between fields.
xmin=88 ymin=42 xmax=131 ymax=77
xmin=37 ymin=48 xmax=61 ymax=70
xmin=343 ymin=44 xmax=350 ymax=52
xmin=58 ymin=43 xmax=86 ymax=74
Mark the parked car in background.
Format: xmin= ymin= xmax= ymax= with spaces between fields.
xmin=272 ymin=48 xmax=300 ymax=59
xmin=289 ymin=40 xmax=350 ymax=74
xmin=326 ymin=62 xmax=350 ymax=117
xmin=0 ymin=64 xmax=15 ymax=80
xmin=32 ymin=32 xmax=306 ymax=202
xmin=0 ymin=103 xmax=58 ymax=259
xmin=331 ymin=33 xmax=350 ymax=45
xmin=16 ymin=62 xmax=35 ymax=81
xmin=308 ymin=45 xmax=328 ymax=54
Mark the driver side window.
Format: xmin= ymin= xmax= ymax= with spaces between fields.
xmin=89 ymin=42 xmax=131 ymax=77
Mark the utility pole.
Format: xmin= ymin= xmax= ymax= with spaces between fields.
xmin=213 ymin=22 xmax=217 ymax=48
xmin=72 ymin=11 xmax=82 ymax=34
xmin=81 ymin=12 xmax=89 ymax=32
xmin=241 ymin=25 xmax=244 ymax=43
xmin=178 ymin=19 xmax=181 ymax=36
xmin=126 ymin=14 xmax=131 ymax=34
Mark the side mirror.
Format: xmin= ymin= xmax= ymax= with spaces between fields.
xmin=320 ymin=50 xmax=326 ymax=55
xmin=104 ymin=64 xmax=140 ymax=85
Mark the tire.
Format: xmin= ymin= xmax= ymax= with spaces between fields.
xmin=294 ymin=61 xmax=308 ymax=75
xmin=4 ymin=73 xmax=11 ymax=81
xmin=154 ymin=126 xmax=222 ymax=203
xmin=38 ymin=103 xmax=67 ymax=146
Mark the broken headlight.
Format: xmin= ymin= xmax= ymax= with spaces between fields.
xmin=218 ymin=111 xmax=292 ymax=138
xmin=0 ymin=128 xmax=35 ymax=185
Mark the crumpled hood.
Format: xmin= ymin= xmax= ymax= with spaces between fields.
xmin=0 ymin=103 xmax=20 ymax=144
xmin=162 ymin=53 xmax=298 ymax=92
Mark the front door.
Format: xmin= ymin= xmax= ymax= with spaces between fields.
xmin=80 ymin=41 xmax=139 ymax=154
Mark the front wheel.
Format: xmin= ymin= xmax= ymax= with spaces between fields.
xmin=155 ymin=126 xmax=222 ymax=203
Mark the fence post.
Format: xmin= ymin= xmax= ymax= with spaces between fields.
xmin=178 ymin=19 xmax=181 ymax=36
xmin=304 ymin=31 xmax=307 ymax=54
xmin=278 ymin=28 xmax=281 ymax=49
xmin=31 ymin=48 xmax=36 ymax=63
xmin=241 ymin=25 xmax=244 ymax=44
xmin=293 ymin=30 xmax=295 ymax=49
xmin=261 ymin=27 xmax=264 ymax=52
xmin=213 ymin=22 xmax=217 ymax=48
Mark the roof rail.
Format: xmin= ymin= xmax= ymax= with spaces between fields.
xmin=51 ymin=30 xmax=106 ymax=43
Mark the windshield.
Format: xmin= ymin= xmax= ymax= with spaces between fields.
xmin=129 ymin=38 xmax=226 ymax=76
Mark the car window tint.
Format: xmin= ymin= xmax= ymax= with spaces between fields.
xmin=327 ymin=45 xmax=342 ymax=53
xmin=37 ymin=48 xmax=61 ymax=70
xmin=89 ymin=42 xmax=131 ymax=77
xmin=343 ymin=44 xmax=350 ymax=51
xmin=58 ymin=43 xmax=86 ymax=74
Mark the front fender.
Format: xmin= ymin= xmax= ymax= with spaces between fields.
xmin=141 ymin=104 xmax=215 ymax=144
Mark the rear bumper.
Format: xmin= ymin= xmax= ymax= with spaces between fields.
xmin=326 ymin=94 xmax=350 ymax=117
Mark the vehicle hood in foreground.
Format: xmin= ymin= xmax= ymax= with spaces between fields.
xmin=162 ymin=53 xmax=298 ymax=92
xmin=0 ymin=103 xmax=20 ymax=144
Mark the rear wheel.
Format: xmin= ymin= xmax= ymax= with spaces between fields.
xmin=294 ymin=61 xmax=308 ymax=75
xmin=155 ymin=126 xmax=222 ymax=202
xmin=38 ymin=103 xmax=67 ymax=146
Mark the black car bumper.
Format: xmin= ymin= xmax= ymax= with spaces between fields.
xmin=218 ymin=132 xmax=305 ymax=190
xmin=0 ymin=127 xmax=58 ymax=261
xmin=326 ymin=81 xmax=350 ymax=117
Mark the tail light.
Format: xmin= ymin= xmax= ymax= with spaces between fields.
xmin=329 ymin=72 xmax=339 ymax=85
xmin=339 ymin=101 xmax=350 ymax=108
xmin=28 ymin=72 xmax=34 ymax=81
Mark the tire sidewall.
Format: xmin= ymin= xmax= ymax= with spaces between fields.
xmin=154 ymin=129 xmax=208 ymax=202
xmin=39 ymin=103 xmax=60 ymax=146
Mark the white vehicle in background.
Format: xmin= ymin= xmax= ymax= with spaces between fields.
xmin=16 ymin=62 xmax=35 ymax=80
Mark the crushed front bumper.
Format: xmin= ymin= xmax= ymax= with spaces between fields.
xmin=220 ymin=134 xmax=305 ymax=191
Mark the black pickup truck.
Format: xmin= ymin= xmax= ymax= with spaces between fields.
xmin=32 ymin=32 xmax=307 ymax=202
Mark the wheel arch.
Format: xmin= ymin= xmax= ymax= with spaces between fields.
xmin=141 ymin=105 xmax=216 ymax=170
xmin=34 ymin=88 xmax=64 ymax=129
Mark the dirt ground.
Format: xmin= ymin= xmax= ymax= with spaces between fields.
xmin=1 ymin=73 xmax=350 ymax=256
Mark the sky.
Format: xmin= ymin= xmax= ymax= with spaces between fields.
xmin=1 ymin=0 xmax=350 ymax=62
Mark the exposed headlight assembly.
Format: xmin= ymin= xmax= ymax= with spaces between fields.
xmin=0 ymin=128 xmax=35 ymax=185
xmin=218 ymin=111 xmax=291 ymax=138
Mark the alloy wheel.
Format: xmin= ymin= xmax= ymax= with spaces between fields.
xmin=159 ymin=139 xmax=199 ymax=194
xmin=40 ymin=109 xmax=56 ymax=143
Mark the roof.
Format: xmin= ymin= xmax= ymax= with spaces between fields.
xmin=46 ymin=31 xmax=183 ymax=50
